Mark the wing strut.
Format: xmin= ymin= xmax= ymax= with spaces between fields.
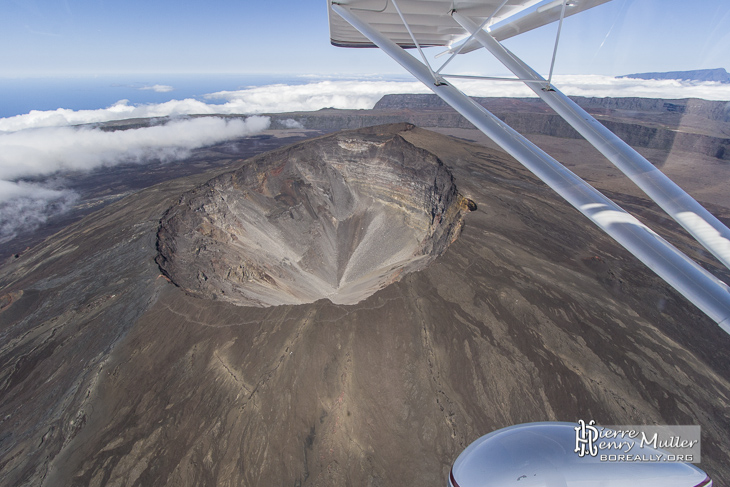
xmin=330 ymin=3 xmax=730 ymax=332
xmin=452 ymin=12 xmax=730 ymax=273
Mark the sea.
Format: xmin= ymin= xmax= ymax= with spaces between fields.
xmin=0 ymin=73 xmax=376 ymax=119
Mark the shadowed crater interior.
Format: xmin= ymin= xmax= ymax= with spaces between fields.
xmin=156 ymin=124 xmax=475 ymax=306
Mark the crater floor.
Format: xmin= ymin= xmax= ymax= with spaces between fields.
xmin=156 ymin=125 xmax=475 ymax=306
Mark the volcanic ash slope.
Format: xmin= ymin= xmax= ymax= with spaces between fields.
xmin=0 ymin=124 xmax=728 ymax=487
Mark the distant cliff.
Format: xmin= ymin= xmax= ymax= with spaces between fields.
xmin=271 ymin=95 xmax=730 ymax=161
xmin=619 ymin=68 xmax=730 ymax=84
xmin=373 ymin=94 xmax=730 ymax=122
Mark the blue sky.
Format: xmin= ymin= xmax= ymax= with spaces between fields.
xmin=1 ymin=0 xmax=729 ymax=78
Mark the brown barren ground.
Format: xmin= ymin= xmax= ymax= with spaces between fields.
xmin=0 ymin=124 xmax=728 ymax=487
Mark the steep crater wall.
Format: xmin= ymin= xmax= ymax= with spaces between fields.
xmin=156 ymin=125 xmax=475 ymax=307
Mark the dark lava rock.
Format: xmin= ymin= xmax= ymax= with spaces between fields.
xmin=0 ymin=124 xmax=728 ymax=487
xmin=157 ymin=125 xmax=474 ymax=306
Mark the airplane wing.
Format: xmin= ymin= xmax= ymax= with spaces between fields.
xmin=329 ymin=0 xmax=611 ymax=49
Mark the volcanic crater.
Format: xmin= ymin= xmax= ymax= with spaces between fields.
xmin=156 ymin=124 xmax=475 ymax=306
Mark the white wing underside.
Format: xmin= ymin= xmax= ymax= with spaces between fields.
xmin=329 ymin=0 xmax=611 ymax=49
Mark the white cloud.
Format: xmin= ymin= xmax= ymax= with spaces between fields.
xmin=279 ymin=118 xmax=305 ymax=129
xmin=204 ymin=80 xmax=430 ymax=113
xmin=0 ymin=116 xmax=270 ymax=180
xmin=0 ymin=116 xmax=269 ymax=242
xmin=0 ymin=81 xmax=428 ymax=132
xmin=0 ymin=180 xmax=79 ymax=244
xmin=0 ymin=179 xmax=74 ymax=204
xmin=545 ymin=75 xmax=730 ymax=100
xmin=140 ymin=84 xmax=174 ymax=93
xmin=205 ymin=77 xmax=730 ymax=113
xmin=0 ymin=99 xmax=219 ymax=132
xmin=442 ymin=75 xmax=730 ymax=100
xmin=1 ymin=77 xmax=728 ymax=134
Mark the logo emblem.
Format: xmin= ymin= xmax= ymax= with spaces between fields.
xmin=574 ymin=419 xmax=599 ymax=457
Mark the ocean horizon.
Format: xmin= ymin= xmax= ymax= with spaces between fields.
xmin=3 ymin=73 xmax=729 ymax=124
xmin=0 ymin=73 xmax=412 ymax=119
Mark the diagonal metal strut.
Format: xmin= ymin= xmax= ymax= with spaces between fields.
xmin=452 ymin=11 xmax=730 ymax=274
xmin=331 ymin=3 xmax=730 ymax=333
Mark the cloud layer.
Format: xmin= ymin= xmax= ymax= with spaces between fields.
xmin=1 ymin=116 xmax=270 ymax=243
xmin=279 ymin=118 xmax=305 ymax=129
xmin=0 ymin=180 xmax=79 ymax=244
xmin=203 ymin=80 xmax=430 ymax=113
xmin=203 ymin=77 xmax=730 ymax=113
xmin=0 ymin=116 xmax=270 ymax=181
xmin=1 ymin=77 xmax=728 ymax=134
